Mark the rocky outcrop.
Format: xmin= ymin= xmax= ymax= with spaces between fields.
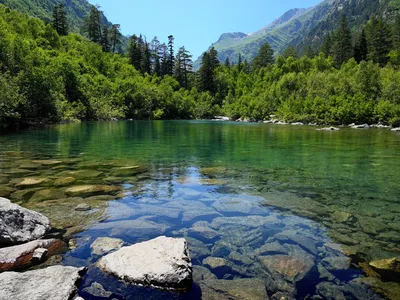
xmin=0 ymin=197 xmax=51 ymax=246
xmin=98 ymin=236 xmax=192 ymax=291
xmin=369 ymin=257 xmax=400 ymax=282
xmin=0 ymin=265 xmax=86 ymax=300
xmin=0 ymin=239 xmax=65 ymax=271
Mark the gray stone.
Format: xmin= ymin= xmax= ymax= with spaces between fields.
xmin=90 ymin=237 xmax=124 ymax=256
xmin=257 ymin=241 xmax=288 ymax=255
xmin=316 ymin=281 xmax=346 ymax=300
xmin=322 ymin=256 xmax=351 ymax=271
xmin=32 ymin=248 xmax=48 ymax=262
xmin=83 ymin=282 xmax=112 ymax=298
xmin=274 ymin=230 xmax=319 ymax=255
xmin=318 ymin=127 xmax=340 ymax=131
xmin=0 ymin=239 xmax=64 ymax=271
xmin=186 ymin=237 xmax=210 ymax=261
xmin=189 ymin=222 xmax=220 ymax=241
xmin=0 ymin=265 xmax=86 ymax=300
xmin=200 ymin=279 xmax=269 ymax=300
xmin=391 ymin=127 xmax=400 ymax=132
xmin=98 ymin=236 xmax=192 ymax=291
xmin=74 ymin=203 xmax=92 ymax=211
xmin=192 ymin=265 xmax=217 ymax=283
xmin=0 ymin=197 xmax=51 ymax=246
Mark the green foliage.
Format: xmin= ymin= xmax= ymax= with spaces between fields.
xmin=252 ymin=42 xmax=274 ymax=69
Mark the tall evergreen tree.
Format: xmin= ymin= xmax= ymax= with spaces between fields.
xmin=150 ymin=37 xmax=161 ymax=75
xmin=366 ymin=15 xmax=392 ymax=66
xmin=101 ymin=27 xmax=110 ymax=52
xmin=160 ymin=43 xmax=169 ymax=77
xmin=209 ymin=47 xmax=220 ymax=70
xmin=110 ymin=24 xmax=122 ymax=53
xmin=52 ymin=4 xmax=68 ymax=36
xmin=224 ymin=57 xmax=231 ymax=68
xmin=393 ymin=14 xmax=400 ymax=50
xmin=283 ymin=45 xmax=298 ymax=59
xmin=128 ymin=35 xmax=142 ymax=71
xmin=321 ymin=33 xmax=333 ymax=57
xmin=167 ymin=35 xmax=175 ymax=75
xmin=252 ymin=42 xmax=274 ymax=69
xmin=354 ymin=29 xmax=368 ymax=63
xmin=86 ymin=5 xmax=102 ymax=44
xmin=303 ymin=45 xmax=315 ymax=58
xmin=237 ymin=53 xmax=243 ymax=72
xmin=141 ymin=41 xmax=151 ymax=74
xmin=199 ymin=48 xmax=219 ymax=94
xmin=174 ymin=46 xmax=193 ymax=88
xmin=332 ymin=14 xmax=353 ymax=67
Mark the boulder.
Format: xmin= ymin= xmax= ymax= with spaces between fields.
xmin=318 ymin=127 xmax=339 ymax=131
xmin=90 ymin=237 xmax=124 ymax=256
xmin=16 ymin=178 xmax=49 ymax=187
xmin=259 ymin=255 xmax=314 ymax=282
xmin=351 ymin=124 xmax=370 ymax=129
xmin=74 ymin=203 xmax=92 ymax=212
xmin=0 ymin=265 xmax=86 ymax=300
xmin=200 ymin=279 xmax=269 ymax=300
xmin=98 ymin=236 xmax=192 ymax=291
xmin=391 ymin=127 xmax=400 ymax=132
xmin=82 ymin=282 xmax=112 ymax=298
xmin=0 ymin=197 xmax=51 ymax=246
xmin=54 ymin=177 xmax=76 ymax=187
xmin=322 ymin=256 xmax=351 ymax=271
xmin=0 ymin=239 xmax=65 ymax=271
xmin=369 ymin=257 xmax=400 ymax=282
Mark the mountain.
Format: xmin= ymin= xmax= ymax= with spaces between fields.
xmin=0 ymin=0 xmax=112 ymax=33
xmin=194 ymin=0 xmax=400 ymax=69
xmin=193 ymin=1 xmax=335 ymax=69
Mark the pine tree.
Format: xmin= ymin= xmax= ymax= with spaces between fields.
xmin=224 ymin=57 xmax=231 ymax=68
xmin=160 ymin=43 xmax=169 ymax=77
xmin=110 ymin=24 xmax=122 ymax=53
xmin=86 ymin=5 xmax=102 ymax=44
xmin=332 ymin=14 xmax=353 ymax=67
xmin=141 ymin=41 xmax=151 ymax=74
xmin=252 ymin=42 xmax=274 ymax=69
xmin=52 ymin=4 xmax=68 ymax=36
xmin=199 ymin=48 xmax=218 ymax=94
xmin=354 ymin=29 xmax=368 ymax=63
xmin=174 ymin=46 xmax=193 ymax=88
xmin=303 ymin=45 xmax=315 ymax=58
xmin=321 ymin=33 xmax=332 ymax=57
xmin=283 ymin=45 xmax=298 ymax=59
xmin=150 ymin=37 xmax=161 ymax=75
xmin=366 ymin=15 xmax=391 ymax=66
xmin=167 ymin=35 xmax=175 ymax=75
xmin=101 ymin=27 xmax=110 ymax=52
xmin=238 ymin=53 xmax=243 ymax=72
xmin=128 ymin=35 xmax=142 ymax=71
xmin=394 ymin=14 xmax=400 ymax=50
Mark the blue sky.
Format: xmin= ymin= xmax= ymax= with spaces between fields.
xmin=90 ymin=0 xmax=322 ymax=60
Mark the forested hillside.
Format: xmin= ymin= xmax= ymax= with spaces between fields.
xmin=0 ymin=3 xmax=399 ymax=129
xmin=0 ymin=0 xmax=111 ymax=31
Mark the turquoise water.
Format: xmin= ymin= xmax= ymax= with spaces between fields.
xmin=0 ymin=121 xmax=399 ymax=299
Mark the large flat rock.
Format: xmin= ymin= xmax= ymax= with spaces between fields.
xmin=0 ymin=265 xmax=86 ymax=300
xmin=98 ymin=236 xmax=192 ymax=291
xmin=0 ymin=197 xmax=50 ymax=246
xmin=0 ymin=239 xmax=65 ymax=271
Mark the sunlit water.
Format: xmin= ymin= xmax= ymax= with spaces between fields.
xmin=0 ymin=121 xmax=399 ymax=299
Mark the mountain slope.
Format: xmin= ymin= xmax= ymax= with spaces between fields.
xmin=194 ymin=1 xmax=335 ymax=68
xmin=0 ymin=0 xmax=111 ymax=33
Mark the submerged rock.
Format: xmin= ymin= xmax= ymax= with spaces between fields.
xmin=322 ymin=256 xmax=351 ymax=271
xmin=369 ymin=257 xmax=400 ymax=282
xmin=259 ymin=255 xmax=314 ymax=282
xmin=54 ymin=177 xmax=76 ymax=187
xmin=74 ymin=203 xmax=92 ymax=211
xmin=16 ymin=178 xmax=49 ymax=187
xmin=82 ymin=282 xmax=112 ymax=298
xmin=65 ymin=185 xmax=121 ymax=197
xmin=200 ymin=278 xmax=269 ymax=300
xmin=0 ymin=197 xmax=50 ymax=246
xmin=0 ymin=265 xmax=86 ymax=300
xmin=0 ymin=239 xmax=65 ymax=271
xmin=192 ymin=265 xmax=217 ymax=283
xmin=98 ymin=236 xmax=192 ymax=291
xmin=90 ymin=237 xmax=124 ymax=256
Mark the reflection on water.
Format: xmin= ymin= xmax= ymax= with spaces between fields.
xmin=0 ymin=121 xmax=399 ymax=299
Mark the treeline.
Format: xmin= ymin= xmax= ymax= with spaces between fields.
xmin=0 ymin=5 xmax=400 ymax=128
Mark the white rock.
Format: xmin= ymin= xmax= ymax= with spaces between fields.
xmin=90 ymin=237 xmax=124 ymax=256
xmin=391 ymin=127 xmax=400 ymax=132
xmin=32 ymin=248 xmax=48 ymax=261
xmin=318 ymin=127 xmax=340 ymax=131
xmin=351 ymin=124 xmax=370 ymax=129
xmin=98 ymin=236 xmax=192 ymax=290
xmin=0 ymin=197 xmax=50 ymax=246
xmin=0 ymin=265 xmax=86 ymax=300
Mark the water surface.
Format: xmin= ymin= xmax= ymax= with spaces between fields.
xmin=0 ymin=121 xmax=399 ymax=299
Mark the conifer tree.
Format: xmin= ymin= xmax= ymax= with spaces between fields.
xmin=199 ymin=48 xmax=219 ymax=94
xmin=101 ymin=27 xmax=110 ymax=52
xmin=128 ymin=35 xmax=142 ymax=71
xmin=332 ymin=14 xmax=353 ymax=67
xmin=141 ymin=41 xmax=151 ymax=74
xmin=160 ymin=43 xmax=169 ymax=77
xmin=175 ymin=46 xmax=193 ymax=88
xmin=167 ymin=35 xmax=175 ymax=75
xmin=321 ymin=33 xmax=332 ymax=57
xmin=303 ymin=45 xmax=315 ymax=58
xmin=252 ymin=42 xmax=274 ymax=69
xmin=86 ymin=5 xmax=102 ymax=44
xmin=354 ymin=29 xmax=368 ymax=63
xmin=52 ymin=4 xmax=68 ymax=36
xmin=224 ymin=57 xmax=231 ymax=68
xmin=237 ymin=53 xmax=243 ymax=72
xmin=366 ymin=15 xmax=391 ymax=66
xmin=150 ymin=37 xmax=161 ymax=76
xmin=393 ymin=15 xmax=400 ymax=50
xmin=283 ymin=45 xmax=298 ymax=59
xmin=110 ymin=24 xmax=122 ymax=53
